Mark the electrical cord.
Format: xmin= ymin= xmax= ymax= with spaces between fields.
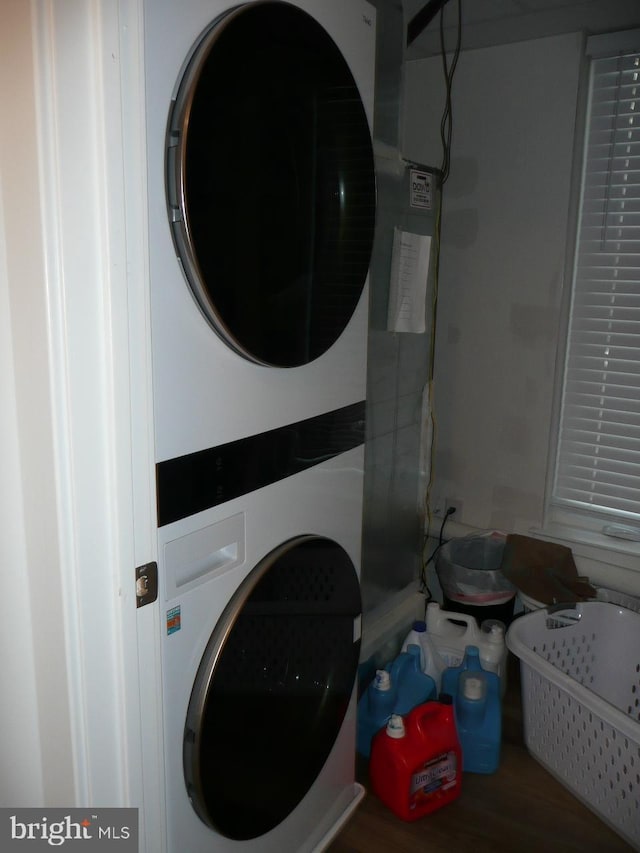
xmin=438 ymin=0 xmax=462 ymax=186
xmin=422 ymin=1 xmax=463 ymax=597
xmin=420 ymin=505 xmax=456 ymax=599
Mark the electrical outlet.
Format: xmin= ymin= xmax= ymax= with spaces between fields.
xmin=431 ymin=494 xmax=463 ymax=521
xmin=431 ymin=496 xmax=463 ymax=520
xmin=430 ymin=495 xmax=447 ymax=518
xmin=446 ymin=498 xmax=463 ymax=520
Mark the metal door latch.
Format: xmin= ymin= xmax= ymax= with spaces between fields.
xmin=135 ymin=562 xmax=158 ymax=608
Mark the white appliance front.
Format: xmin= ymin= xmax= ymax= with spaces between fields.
xmin=144 ymin=0 xmax=377 ymax=465
xmin=158 ymin=448 xmax=365 ymax=852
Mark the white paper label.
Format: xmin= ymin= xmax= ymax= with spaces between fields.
xmin=387 ymin=229 xmax=431 ymax=334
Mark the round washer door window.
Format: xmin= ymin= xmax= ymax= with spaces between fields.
xmin=167 ymin=2 xmax=376 ymax=367
xmin=183 ymin=536 xmax=362 ymax=840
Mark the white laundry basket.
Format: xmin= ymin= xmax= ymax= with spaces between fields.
xmin=507 ymin=601 xmax=640 ymax=850
xmin=518 ymin=585 xmax=640 ymax=614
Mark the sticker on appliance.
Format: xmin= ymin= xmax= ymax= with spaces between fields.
xmin=167 ymin=606 xmax=181 ymax=635
xmin=410 ymin=170 xmax=432 ymax=210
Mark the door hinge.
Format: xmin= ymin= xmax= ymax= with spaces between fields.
xmin=135 ymin=562 xmax=158 ymax=608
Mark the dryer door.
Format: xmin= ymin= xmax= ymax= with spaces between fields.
xmin=166 ymin=2 xmax=376 ymax=367
xmin=183 ymin=536 xmax=361 ymax=839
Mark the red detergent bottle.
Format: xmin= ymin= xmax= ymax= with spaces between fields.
xmin=369 ymin=699 xmax=462 ymax=821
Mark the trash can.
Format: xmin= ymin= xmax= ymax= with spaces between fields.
xmin=435 ymin=532 xmax=516 ymax=625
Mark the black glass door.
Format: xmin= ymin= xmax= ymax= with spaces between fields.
xmin=183 ymin=536 xmax=361 ymax=839
xmin=167 ymin=2 xmax=376 ymax=366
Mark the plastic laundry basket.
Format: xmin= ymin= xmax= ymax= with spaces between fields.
xmin=507 ymin=601 xmax=640 ymax=850
xmin=518 ymin=585 xmax=640 ymax=614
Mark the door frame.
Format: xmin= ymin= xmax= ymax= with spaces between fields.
xmin=27 ymin=1 xmax=165 ymax=849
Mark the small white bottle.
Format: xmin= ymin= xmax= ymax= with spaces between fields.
xmin=480 ymin=619 xmax=508 ymax=695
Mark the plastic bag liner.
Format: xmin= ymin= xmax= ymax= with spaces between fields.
xmin=436 ymin=532 xmax=516 ymax=605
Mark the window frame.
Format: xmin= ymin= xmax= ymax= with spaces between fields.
xmin=544 ymin=28 xmax=640 ymax=564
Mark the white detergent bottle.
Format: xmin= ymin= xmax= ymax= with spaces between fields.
xmin=425 ymin=602 xmax=481 ymax=666
xmin=425 ymin=602 xmax=507 ymax=689
xmin=401 ymin=619 xmax=447 ymax=692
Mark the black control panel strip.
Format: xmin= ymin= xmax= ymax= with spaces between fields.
xmin=156 ymin=401 xmax=366 ymax=527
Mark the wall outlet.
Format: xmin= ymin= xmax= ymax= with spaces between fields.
xmin=430 ymin=495 xmax=447 ymax=518
xmin=431 ymin=496 xmax=463 ymax=520
xmin=446 ymin=498 xmax=463 ymax=520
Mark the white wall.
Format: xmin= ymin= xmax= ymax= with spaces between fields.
xmin=0 ymin=160 xmax=46 ymax=809
xmin=404 ymin=0 xmax=640 ymax=60
xmin=0 ymin=0 xmax=75 ymax=805
xmin=402 ymin=32 xmax=583 ymax=535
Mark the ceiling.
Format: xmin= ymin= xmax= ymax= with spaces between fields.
xmin=402 ymin=0 xmax=640 ymax=59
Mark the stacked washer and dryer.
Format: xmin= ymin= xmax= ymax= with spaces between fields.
xmin=144 ymin=1 xmax=377 ymax=850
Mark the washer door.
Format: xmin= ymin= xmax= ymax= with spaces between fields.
xmin=167 ymin=1 xmax=376 ymax=367
xmin=183 ymin=536 xmax=362 ymax=840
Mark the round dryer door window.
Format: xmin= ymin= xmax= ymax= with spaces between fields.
xmin=166 ymin=2 xmax=376 ymax=367
xmin=183 ymin=536 xmax=362 ymax=839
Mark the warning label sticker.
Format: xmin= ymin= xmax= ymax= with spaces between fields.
xmin=409 ymin=170 xmax=432 ymax=210
xmin=167 ymin=605 xmax=181 ymax=635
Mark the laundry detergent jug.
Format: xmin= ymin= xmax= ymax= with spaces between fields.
xmin=356 ymin=669 xmax=396 ymax=759
xmin=440 ymin=644 xmax=484 ymax=698
xmin=454 ymin=669 xmax=501 ymax=774
xmin=401 ymin=620 xmax=447 ymax=692
xmin=369 ymin=700 xmax=462 ymax=822
xmin=357 ymin=647 xmax=436 ymax=758
xmin=388 ymin=645 xmax=436 ymax=715
xmin=425 ymin=602 xmax=507 ymax=690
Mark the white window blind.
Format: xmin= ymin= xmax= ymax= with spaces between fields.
xmin=554 ymin=36 xmax=640 ymax=521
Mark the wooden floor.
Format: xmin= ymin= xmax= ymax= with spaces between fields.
xmin=328 ymin=656 xmax=634 ymax=853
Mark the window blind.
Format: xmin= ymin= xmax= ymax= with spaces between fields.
xmin=554 ymin=44 xmax=640 ymax=520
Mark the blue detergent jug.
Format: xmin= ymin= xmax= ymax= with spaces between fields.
xmin=356 ymin=669 xmax=396 ymax=758
xmin=356 ymin=645 xmax=436 ymax=758
xmin=387 ymin=645 xmax=437 ymax=715
xmin=454 ymin=670 xmax=501 ymax=774
xmin=440 ymin=643 xmax=484 ymax=696
xmin=401 ymin=620 xmax=447 ymax=692
xmin=441 ymin=645 xmax=501 ymax=774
